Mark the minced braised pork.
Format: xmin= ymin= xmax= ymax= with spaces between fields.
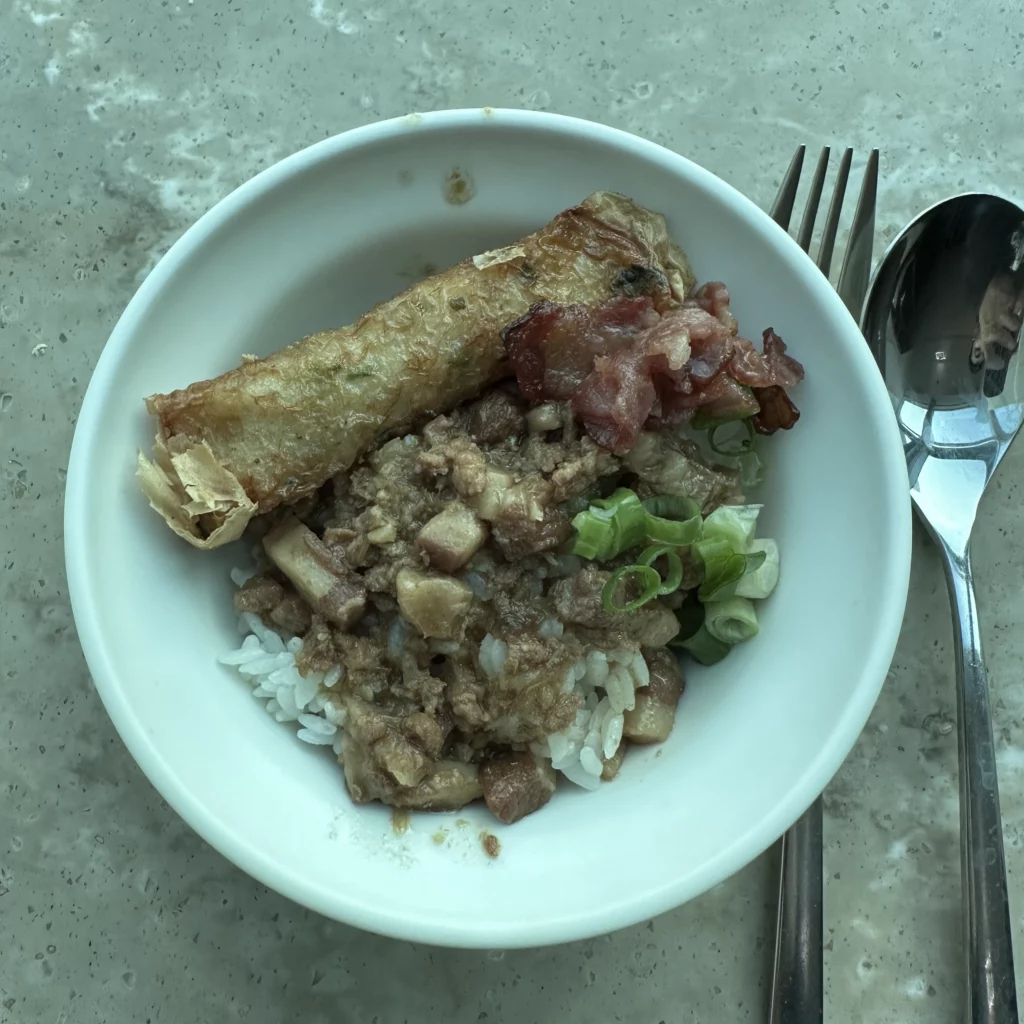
xmin=480 ymin=752 xmax=557 ymax=824
xmin=239 ymin=380 xmax=735 ymax=823
xmin=234 ymin=575 xmax=314 ymax=638
xmin=551 ymin=566 xmax=680 ymax=648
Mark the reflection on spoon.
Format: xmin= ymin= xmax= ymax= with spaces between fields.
xmin=970 ymin=269 xmax=1024 ymax=401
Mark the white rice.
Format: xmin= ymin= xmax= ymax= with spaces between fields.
xmin=220 ymin=582 xmax=346 ymax=756
xmin=230 ymin=565 xmax=257 ymax=588
xmin=222 ymin=570 xmax=648 ymax=792
xmin=478 ymin=633 xmax=509 ymax=679
xmin=386 ymin=616 xmax=410 ymax=658
xmin=464 ymin=572 xmax=492 ymax=601
xmin=532 ymin=648 xmax=649 ymax=790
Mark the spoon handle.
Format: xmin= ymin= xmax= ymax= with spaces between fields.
xmin=941 ymin=539 xmax=1019 ymax=1023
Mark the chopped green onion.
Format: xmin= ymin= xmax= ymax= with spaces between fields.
xmin=641 ymin=495 xmax=701 ymax=520
xmin=704 ymin=597 xmax=759 ymax=644
xmin=638 ymin=545 xmax=683 ymax=595
xmin=571 ymin=509 xmax=615 ymax=559
xmin=601 ymin=565 xmax=662 ymax=613
xmin=641 ymin=495 xmax=703 ymax=546
xmin=593 ymin=487 xmax=647 ymax=549
xmin=702 ymin=504 xmax=763 ymax=552
xmin=679 ymin=624 xmax=733 ymax=665
xmin=733 ymin=538 xmax=780 ymax=599
xmin=695 ymin=538 xmax=766 ymax=601
xmin=671 ymin=602 xmax=732 ymax=664
xmin=645 ymin=514 xmax=702 ymax=545
xmin=708 ymin=418 xmax=756 ymax=456
xmin=711 ymin=550 xmax=767 ymax=601
xmin=572 ymin=488 xmax=646 ymax=560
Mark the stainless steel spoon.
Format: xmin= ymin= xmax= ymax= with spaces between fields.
xmin=863 ymin=193 xmax=1024 ymax=1024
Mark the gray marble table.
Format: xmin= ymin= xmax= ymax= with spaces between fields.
xmin=2 ymin=1 xmax=1022 ymax=1020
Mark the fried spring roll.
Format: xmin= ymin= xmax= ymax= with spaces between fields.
xmin=138 ymin=191 xmax=695 ymax=548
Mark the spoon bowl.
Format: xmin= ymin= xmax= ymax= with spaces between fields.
xmin=863 ymin=191 xmax=1024 ymax=1024
xmin=865 ymin=195 xmax=1024 ymax=537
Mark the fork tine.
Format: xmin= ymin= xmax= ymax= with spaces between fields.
xmin=837 ymin=149 xmax=880 ymax=322
xmin=770 ymin=146 xmax=806 ymax=230
xmin=816 ymin=148 xmax=853 ymax=276
xmin=796 ymin=147 xmax=831 ymax=252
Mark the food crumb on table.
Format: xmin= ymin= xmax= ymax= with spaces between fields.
xmin=480 ymin=832 xmax=502 ymax=859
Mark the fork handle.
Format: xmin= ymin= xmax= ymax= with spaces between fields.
xmin=941 ymin=538 xmax=1019 ymax=1024
xmin=769 ymin=800 xmax=823 ymax=1024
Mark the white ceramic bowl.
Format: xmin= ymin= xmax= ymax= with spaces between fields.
xmin=65 ymin=109 xmax=911 ymax=948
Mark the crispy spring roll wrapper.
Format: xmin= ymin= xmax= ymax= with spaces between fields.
xmin=138 ymin=191 xmax=695 ymax=548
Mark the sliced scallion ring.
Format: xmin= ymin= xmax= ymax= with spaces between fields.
xmin=638 ymin=545 xmax=684 ymax=595
xmin=708 ymin=419 xmax=756 ymax=457
xmin=572 ymin=488 xmax=647 ymax=560
xmin=593 ymin=488 xmax=646 ymax=552
xmin=679 ymin=624 xmax=733 ymax=665
xmin=695 ymin=539 xmax=767 ymax=601
xmin=601 ymin=564 xmax=661 ymax=613
xmin=641 ymin=494 xmax=703 ymax=546
xmin=571 ymin=509 xmax=615 ymax=560
xmin=670 ymin=600 xmax=732 ymax=665
xmin=704 ymin=597 xmax=759 ymax=644
xmin=640 ymin=495 xmax=701 ymax=521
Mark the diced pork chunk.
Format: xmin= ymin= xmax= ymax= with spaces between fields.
xmin=341 ymin=699 xmax=432 ymax=793
xmin=235 ymin=573 xmax=314 ymax=635
xmin=643 ymin=648 xmax=686 ymax=705
xmin=468 ymin=390 xmax=526 ymax=445
xmin=269 ymin=593 xmax=313 ymax=635
xmin=416 ymin=502 xmax=488 ymax=571
xmin=263 ymin=514 xmax=365 ymax=628
xmin=234 ymin=574 xmax=285 ymax=614
xmin=393 ymin=761 xmax=483 ymax=811
xmin=479 ymin=751 xmax=557 ymax=824
xmin=630 ymin=606 xmax=680 ymax=648
xmin=373 ymin=731 xmax=432 ymax=787
xmin=395 ymin=568 xmax=473 ymax=640
xmin=491 ymin=505 xmax=571 ymax=559
xmin=526 ymin=402 xmax=565 ymax=434
xmin=343 ymin=746 xmax=477 ymax=810
xmin=470 ymin=467 xmax=515 ymax=520
xmin=623 ymin=649 xmax=685 ymax=744
xmin=402 ymin=711 xmax=447 ymax=759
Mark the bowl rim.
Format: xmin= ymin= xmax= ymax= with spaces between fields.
xmin=64 ymin=106 xmax=912 ymax=948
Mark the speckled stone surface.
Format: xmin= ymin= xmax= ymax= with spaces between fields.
xmin=2 ymin=1 xmax=1023 ymax=1021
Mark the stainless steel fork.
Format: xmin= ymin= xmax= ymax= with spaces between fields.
xmin=767 ymin=145 xmax=880 ymax=1024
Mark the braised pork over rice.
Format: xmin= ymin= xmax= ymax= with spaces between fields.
xmin=221 ymin=283 xmax=804 ymax=825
